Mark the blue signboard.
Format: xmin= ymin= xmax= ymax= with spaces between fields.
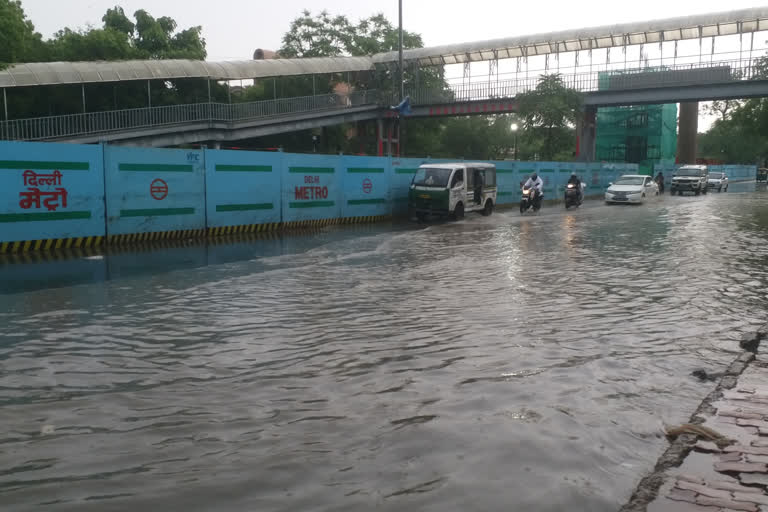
xmin=0 ymin=141 xmax=105 ymax=244
xmin=281 ymin=153 xmax=341 ymax=223
xmin=205 ymin=149 xmax=282 ymax=229
xmin=341 ymin=156 xmax=391 ymax=218
xmin=104 ymin=146 xmax=205 ymax=237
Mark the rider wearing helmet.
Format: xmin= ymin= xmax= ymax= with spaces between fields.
xmin=523 ymin=173 xmax=544 ymax=208
xmin=567 ymin=173 xmax=583 ymax=202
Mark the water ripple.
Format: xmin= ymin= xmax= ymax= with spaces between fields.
xmin=1 ymin=188 xmax=767 ymax=511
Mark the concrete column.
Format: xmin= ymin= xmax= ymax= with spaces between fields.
xmin=677 ymin=102 xmax=699 ymax=164
xmin=576 ymin=105 xmax=597 ymax=162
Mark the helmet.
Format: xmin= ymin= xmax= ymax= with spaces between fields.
xmin=531 ymin=173 xmax=538 ymax=181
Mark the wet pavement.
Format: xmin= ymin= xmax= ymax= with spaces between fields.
xmin=1 ymin=183 xmax=768 ymax=511
xmin=649 ymin=347 xmax=768 ymax=512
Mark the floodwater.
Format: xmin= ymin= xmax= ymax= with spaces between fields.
xmin=1 ymin=184 xmax=768 ymax=512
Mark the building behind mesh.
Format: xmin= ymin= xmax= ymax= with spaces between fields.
xmin=595 ymin=70 xmax=678 ymax=174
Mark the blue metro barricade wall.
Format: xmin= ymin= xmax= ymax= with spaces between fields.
xmin=0 ymin=141 xmax=105 ymax=246
xmin=7 ymin=139 xmax=754 ymax=251
xmin=204 ymin=149 xmax=282 ymax=231
xmin=281 ymin=152 xmax=341 ymax=226
xmin=104 ymin=146 xmax=206 ymax=239
xmin=340 ymin=155 xmax=391 ymax=219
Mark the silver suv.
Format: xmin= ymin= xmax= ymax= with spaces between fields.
xmin=671 ymin=165 xmax=709 ymax=196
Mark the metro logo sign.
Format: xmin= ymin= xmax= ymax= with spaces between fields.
xmin=294 ymin=174 xmax=329 ymax=200
xmin=288 ymin=166 xmax=336 ymax=210
xmin=294 ymin=185 xmax=329 ymax=200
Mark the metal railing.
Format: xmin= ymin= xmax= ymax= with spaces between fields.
xmin=407 ymin=57 xmax=765 ymax=106
xmin=0 ymin=90 xmax=378 ymax=142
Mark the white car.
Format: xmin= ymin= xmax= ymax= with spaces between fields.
xmin=707 ymin=172 xmax=729 ymax=192
xmin=605 ymin=175 xmax=659 ymax=204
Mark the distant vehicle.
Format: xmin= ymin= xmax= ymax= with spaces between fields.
xmin=408 ymin=163 xmax=497 ymax=221
xmin=758 ymin=168 xmax=768 ymax=182
xmin=707 ymin=172 xmax=729 ymax=192
xmin=605 ymin=175 xmax=659 ymax=204
xmin=670 ymin=165 xmax=709 ymax=196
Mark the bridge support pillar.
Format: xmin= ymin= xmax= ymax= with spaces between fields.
xmin=377 ymin=118 xmax=400 ymax=157
xmin=576 ymin=106 xmax=596 ymax=162
xmin=677 ymin=102 xmax=698 ymax=164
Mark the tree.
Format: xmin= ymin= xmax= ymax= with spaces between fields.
xmin=516 ymin=74 xmax=583 ymax=161
xmin=279 ymin=10 xmax=352 ymax=58
xmin=132 ymin=9 xmax=205 ymax=60
xmin=704 ymin=100 xmax=741 ymax=122
xmin=263 ymin=10 xmax=438 ymax=155
xmin=48 ymin=27 xmax=135 ymax=61
xmin=0 ymin=0 xmax=45 ymax=68
xmin=102 ymin=6 xmax=135 ymax=37
xmin=5 ymin=4 xmax=210 ymax=119
xmin=436 ymin=116 xmax=517 ymax=160
xmin=696 ymin=53 xmax=768 ymax=164
xmin=279 ymin=10 xmax=423 ymax=58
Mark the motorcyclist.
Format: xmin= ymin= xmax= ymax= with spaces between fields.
xmin=523 ymin=173 xmax=544 ymax=208
xmin=655 ymin=171 xmax=665 ymax=193
xmin=566 ymin=173 xmax=583 ymax=202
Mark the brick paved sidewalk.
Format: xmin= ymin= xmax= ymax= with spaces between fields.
xmin=648 ymin=351 xmax=768 ymax=512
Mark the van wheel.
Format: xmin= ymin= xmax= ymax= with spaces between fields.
xmin=482 ymin=199 xmax=494 ymax=216
xmin=452 ymin=202 xmax=464 ymax=220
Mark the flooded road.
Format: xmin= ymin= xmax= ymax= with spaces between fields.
xmin=2 ymin=185 xmax=768 ymax=512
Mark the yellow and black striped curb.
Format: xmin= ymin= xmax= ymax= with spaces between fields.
xmin=207 ymin=223 xmax=281 ymax=236
xmin=276 ymin=215 xmax=390 ymax=230
xmin=337 ymin=215 xmax=390 ymax=225
xmin=0 ymin=236 xmax=104 ymax=254
xmin=109 ymin=229 xmax=206 ymax=245
xmin=281 ymin=218 xmax=340 ymax=230
xmin=0 ymin=216 xmax=393 ymax=254
xmin=208 ymin=232 xmax=283 ymax=244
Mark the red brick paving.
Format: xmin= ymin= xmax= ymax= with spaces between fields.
xmin=647 ymin=355 xmax=768 ymax=511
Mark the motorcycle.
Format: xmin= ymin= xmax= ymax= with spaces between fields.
xmin=564 ymin=182 xmax=583 ymax=209
xmin=656 ymin=176 xmax=665 ymax=194
xmin=520 ymin=185 xmax=541 ymax=214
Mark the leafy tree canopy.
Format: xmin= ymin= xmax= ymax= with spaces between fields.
xmin=0 ymin=0 xmax=45 ymax=68
xmin=516 ymin=74 xmax=583 ymax=161
xmin=279 ymin=10 xmax=422 ymax=58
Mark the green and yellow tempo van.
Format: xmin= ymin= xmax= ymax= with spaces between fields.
xmin=408 ymin=163 xmax=497 ymax=221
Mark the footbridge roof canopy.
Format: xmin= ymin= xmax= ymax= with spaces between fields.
xmin=0 ymin=7 xmax=766 ymax=87
xmin=373 ymin=6 xmax=768 ymax=66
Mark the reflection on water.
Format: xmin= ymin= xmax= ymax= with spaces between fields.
xmin=1 ymin=186 xmax=768 ymax=512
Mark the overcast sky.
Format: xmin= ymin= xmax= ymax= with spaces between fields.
xmin=18 ymin=0 xmax=767 ymax=130
xmin=19 ymin=0 xmax=761 ymax=61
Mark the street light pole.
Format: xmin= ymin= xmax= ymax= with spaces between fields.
xmin=398 ymin=0 xmax=404 ymax=102
xmin=511 ymin=122 xmax=519 ymax=160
